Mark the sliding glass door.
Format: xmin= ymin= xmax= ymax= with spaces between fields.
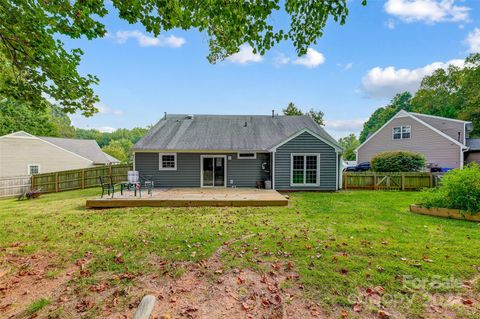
xmin=202 ymin=156 xmax=226 ymax=187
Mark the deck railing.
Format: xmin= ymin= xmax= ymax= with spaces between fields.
xmin=342 ymin=172 xmax=434 ymax=190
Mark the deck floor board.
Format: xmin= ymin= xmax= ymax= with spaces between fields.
xmin=86 ymin=188 xmax=288 ymax=208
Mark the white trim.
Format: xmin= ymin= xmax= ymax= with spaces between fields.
xmin=159 ymin=152 xmax=177 ymax=171
xmin=269 ymin=128 xmax=342 ymax=152
xmin=272 ymin=151 xmax=276 ymax=190
xmin=356 ymin=110 xmax=467 ymax=153
xmin=290 ymin=153 xmax=320 ymax=187
xmin=27 ymin=164 xmax=40 ymax=175
xmin=409 ymin=112 xmax=471 ymax=124
xmin=237 ymin=152 xmax=257 ymax=159
xmin=200 ymin=155 xmax=227 ymax=188
xmin=460 ymin=148 xmax=464 ymax=169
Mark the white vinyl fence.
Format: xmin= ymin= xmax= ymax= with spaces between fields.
xmin=0 ymin=175 xmax=31 ymax=198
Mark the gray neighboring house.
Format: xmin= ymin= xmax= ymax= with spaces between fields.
xmin=132 ymin=114 xmax=343 ymax=190
xmin=356 ymin=110 xmax=480 ymax=170
xmin=0 ymin=131 xmax=120 ymax=177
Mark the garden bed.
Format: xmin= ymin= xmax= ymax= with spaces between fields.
xmin=410 ymin=204 xmax=480 ymax=222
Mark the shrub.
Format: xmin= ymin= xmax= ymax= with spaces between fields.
xmin=420 ymin=163 xmax=480 ymax=214
xmin=371 ymin=151 xmax=426 ymax=172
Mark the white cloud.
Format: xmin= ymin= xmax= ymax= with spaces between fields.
xmin=325 ymin=118 xmax=366 ymax=139
xmin=466 ymin=28 xmax=480 ymax=53
xmin=226 ymin=44 xmax=262 ymax=64
xmin=362 ymin=59 xmax=464 ymax=98
xmin=337 ymin=62 xmax=353 ymax=71
xmin=386 ymin=19 xmax=396 ymax=29
xmin=384 ymin=0 xmax=470 ymax=24
xmin=293 ymin=48 xmax=325 ymax=68
xmin=273 ymin=53 xmax=290 ymax=67
xmin=113 ymin=30 xmax=185 ymax=48
xmin=96 ymin=103 xmax=123 ymax=116
xmin=96 ymin=126 xmax=117 ymax=133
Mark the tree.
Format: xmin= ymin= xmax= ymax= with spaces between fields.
xmin=282 ymin=102 xmax=325 ymax=126
xmin=359 ymin=92 xmax=413 ymax=142
xmin=102 ymin=139 xmax=133 ymax=163
xmin=338 ymin=134 xmax=359 ymax=161
xmin=282 ymin=102 xmax=303 ymax=116
xmin=307 ymin=109 xmax=325 ymax=127
xmin=0 ymin=1 xmax=365 ymax=115
xmin=413 ymin=53 xmax=480 ymax=136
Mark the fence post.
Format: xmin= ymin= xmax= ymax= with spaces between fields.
xmin=55 ymin=173 xmax=59 ymax=192
xmin=429 ymin=174 xmax=433 ymax=188
xmin=401 ymin=174 xmax=405 ymax=191
xmin=109 ymin=165 xmax=112 ymax=179
xmin=81 ymin=169 xmax=85 ymax=189
xmin=372 ymin=172 xmax=376 ymax=190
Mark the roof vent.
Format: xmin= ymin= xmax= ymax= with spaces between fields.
xmin=186 ymin=114 xmax=194 ymax=120
xmin=244 ymin=121 xmax=248 ymax=127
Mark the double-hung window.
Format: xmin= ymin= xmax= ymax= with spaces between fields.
xmin=393 ymin=126 xmax=411 ymax=140
xmin=291 ymin=154 xmax=319 ymax=186
xmin=159 ymin=153 xmax=177 ymax=170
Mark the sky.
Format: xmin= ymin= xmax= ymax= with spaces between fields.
xmin=68 ymin=0 xmax=480 ymax=139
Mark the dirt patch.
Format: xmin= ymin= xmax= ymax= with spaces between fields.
xmin=0 ymin=251 xmax=92 ymax=318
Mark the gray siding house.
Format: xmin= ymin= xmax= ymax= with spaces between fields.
xmin=132 ymin=114 xmax=343 ymax=191
xmin=356 ymin=110 xmax=480 ymax=170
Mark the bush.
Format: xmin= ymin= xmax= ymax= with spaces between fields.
xmin=371 ymin=151 xmax=425 ymax=172
xmin=420 ymin=163 xmax=480 ymax=214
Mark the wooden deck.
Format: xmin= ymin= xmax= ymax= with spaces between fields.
xmin=86 ymin=188 xmax=289 ymax=208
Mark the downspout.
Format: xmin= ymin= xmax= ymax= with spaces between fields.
xmin=133 ymin=151 xmax=136 ymax=171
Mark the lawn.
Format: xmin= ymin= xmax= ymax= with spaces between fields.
xmin=0 ymin=189 xmax=479 ymax=318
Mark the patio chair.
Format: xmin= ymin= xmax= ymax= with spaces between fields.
xmin=99 ymin=176 xmax=115 ymax=198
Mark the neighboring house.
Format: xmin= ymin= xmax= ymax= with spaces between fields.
xmin=132 ymin=114 xmax=343 ymax=190
xmin=0 ymin=131 xmax=120 ymax=177
xmin=356 ymin=110 xmax=480 ymax=170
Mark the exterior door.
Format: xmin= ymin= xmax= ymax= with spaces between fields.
xmin=201 ymin=156 xmax=226 ymax=187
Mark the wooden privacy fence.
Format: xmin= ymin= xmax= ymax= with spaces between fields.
xmin=0 ymin=175 xmax=31 ymax=198
xmin=31 ymin=164 xmax=132 ymax=194
xmin=343 ymin=172 xmax=434 ymax=191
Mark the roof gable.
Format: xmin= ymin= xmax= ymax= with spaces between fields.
xmin=133 ymin=114 xmax=341 ymax=151
xmin=39 ymin=137 xmax=109 ymax=164
xmin=356 ymin=110 xmax=467 ymax=153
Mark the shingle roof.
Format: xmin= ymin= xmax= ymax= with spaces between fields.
xmin=467 ymin=138 xmax=480 ymax=151
xmin=40 ymin=136 xmax=117 ymax=164
xmin=133 ymin=114 xmax=341 ymax=151
xmin=103 ymin=152 xmax=121 ymax=164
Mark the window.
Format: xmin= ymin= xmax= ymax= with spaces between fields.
xmin=28 ymin=164 xmax=40 ymax=175
xmin=159 ymin=153 xmax=177 ymax=170
xmin=237 ymin=152 xmax=256 ymax=159
xmin=393 ymin=126 xmax=411 ymax=140
xmin=291 ymin=154 xmax=319 ymax=186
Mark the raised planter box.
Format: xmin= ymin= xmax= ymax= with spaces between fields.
xmin=410 ymin=204 xmax=480 ymax=222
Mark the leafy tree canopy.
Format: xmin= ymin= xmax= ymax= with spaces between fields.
xmin=338 ymin=133 xmax=359 ymax=161
xmin=282 ymin=102 xmax=325 ymax=126
xmin=359 ymin=92 xmax=413 ymax=143
xmin=0 ymin=1 xmax=365 ymax=116
xmin=102 ymin=139 xmax=133 ymax=163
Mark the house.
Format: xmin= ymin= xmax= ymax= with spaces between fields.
xmin=0 ymin=131 xmax=120 ymax=177
xmin=132 ymin=114 xmax=343 ymax=190
xmin=356 ymin=110 xmax=480 ymax=170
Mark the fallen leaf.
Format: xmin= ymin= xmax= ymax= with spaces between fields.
xmin=353 ymin=302 xmax=362 ymax=312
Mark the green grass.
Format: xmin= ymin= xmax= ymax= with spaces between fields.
xmin=26 ymin=298 xmax=51 ymax=316
xmin=1 ymin=188 xmax=479 ymax=317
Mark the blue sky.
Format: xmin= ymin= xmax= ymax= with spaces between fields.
xmin=68 ymin=0 xmax=480 ymax=139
